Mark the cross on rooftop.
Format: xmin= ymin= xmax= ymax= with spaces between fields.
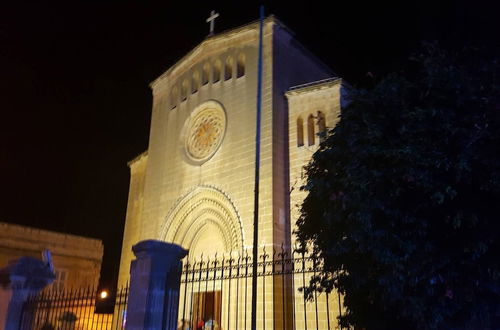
xmin=206 ymin=10 xmax=219 ymax=35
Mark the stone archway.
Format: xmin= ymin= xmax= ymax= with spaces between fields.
xmin=160 ymin=185 xmax=244 ymax=258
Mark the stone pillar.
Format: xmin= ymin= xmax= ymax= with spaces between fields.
xmin=0 ymin=257 xmax=55 ymax=330
xmin=126 ymin=240 xmax=188 ymax=330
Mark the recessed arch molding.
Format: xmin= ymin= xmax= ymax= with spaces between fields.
xmin=160 ymin=185 xmax=244 ymax=252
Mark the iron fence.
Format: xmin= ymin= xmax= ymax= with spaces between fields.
xmin=178 ymin=245 xmax=344 ymax=330
xmin=19 ymin=247 xmax=343 ymax=330
xmin=20 ymin=285 xmax=129 ymax=330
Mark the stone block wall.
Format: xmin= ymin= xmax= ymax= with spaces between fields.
xmin=0 ymin=221 xmax=103 ymax=289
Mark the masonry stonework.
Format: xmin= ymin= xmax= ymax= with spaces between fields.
xmin=0 ymin=221 xmax=103 ymax=290
xmin=118 ymin=16 xmax=344 ymax=328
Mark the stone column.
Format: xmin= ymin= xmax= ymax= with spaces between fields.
xmin=126 ymin=240 xmax=188 ymax=330
xmin=0 ymin=257 xmax=55 ymax=330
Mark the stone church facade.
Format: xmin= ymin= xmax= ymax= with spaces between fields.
xmin=118 ymin=16 xmax=343 ymax=328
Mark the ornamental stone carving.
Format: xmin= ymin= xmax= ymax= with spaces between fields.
xmin=183 ymin=100 xmax=226 ymax=164
xmin=160 ymin=186 xmax=243 ymax=257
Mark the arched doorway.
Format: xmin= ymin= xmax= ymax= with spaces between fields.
xmin=160 ymin=185 xmax=244 ymax=328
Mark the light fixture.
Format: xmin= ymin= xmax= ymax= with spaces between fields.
xmin=99 ymin=290 xmax=108 ymax=299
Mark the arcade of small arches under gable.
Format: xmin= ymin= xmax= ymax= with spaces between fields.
xmin=170 ymin=52 xmax=246 ymax=110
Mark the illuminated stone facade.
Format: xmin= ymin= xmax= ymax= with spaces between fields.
xmin=0 ymin=221 xmax=103 ymax=289
xmin=286 ymin=79 xmax=343 ymax=241
xmin=118 ymin=16 xmax=344 ymax=328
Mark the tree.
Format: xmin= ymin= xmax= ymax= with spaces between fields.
xmin=296 ymin=44 xmax=500 ymax=330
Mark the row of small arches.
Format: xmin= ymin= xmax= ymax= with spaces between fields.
xmin=297 ymin=112 xmax=326 ymax=147
xmin=171 ymin=53 xmax=246 ymax=109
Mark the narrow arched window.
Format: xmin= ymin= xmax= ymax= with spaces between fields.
xmin=202 ymin=63 xmax=210 ymax=85
xmin=225 ymin=56 xmax=233 ymax=80
xmin=170 ymin=87 xmax=178 ymax=109
xmin=237 ymin=53 xmax=245 ymax=78
xmin=297 ymin=117 xmax=304 ymax=147
xmin=192 ymin=72 xmax=200 ymax=94
xmin=213 ymin=60 xmax=221 ymax=83
xmin=307 ymin=114 xmax=315 ymax=146
xmin=181 ymin=80 xmax=188 ymax=101
xmin=317 ymin=111 xmax=326 ymax=142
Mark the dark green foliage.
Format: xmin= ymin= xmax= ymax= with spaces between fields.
xmin=296 ymin=44 xmax=500 ymax=330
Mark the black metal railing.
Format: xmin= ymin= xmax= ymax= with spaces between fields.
xmin=178 ymin=245 xmax=343 ymax=330
xmin=19 ymin=247 xmax=343 ymax=330
xmin=20 ymin=285 xmax=129 ymax=330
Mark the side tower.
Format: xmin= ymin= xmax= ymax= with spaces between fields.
xmin=286 ymin=78 xmax=344 ymax=329
xmin=286 ymin=78 xmax=343 ymax=245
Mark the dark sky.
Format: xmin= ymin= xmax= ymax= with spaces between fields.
xmin=0 ymin=1 xmax=496 ymax=289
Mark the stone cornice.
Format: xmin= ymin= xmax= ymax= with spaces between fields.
xmin=0 ymin=221 xmax=103 ymax=262
xmin=286 ymin=78 xmax=342 ymax=97
xmin=127 ymin=150 xmax=148 ymax=168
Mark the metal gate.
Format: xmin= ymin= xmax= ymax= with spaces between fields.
xmin=20 ymin=285 xmax=129 ymax=330
xmin=178 ymin=246 xmax=344 ymax=330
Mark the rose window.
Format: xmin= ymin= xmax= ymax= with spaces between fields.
xmin=185 ymin=102 xmax=226 ymax=163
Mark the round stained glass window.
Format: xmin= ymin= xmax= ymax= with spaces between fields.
xmin=184 ymin=101 xmax=226 ymax=163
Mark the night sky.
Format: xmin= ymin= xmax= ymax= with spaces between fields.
xmin=1 ymin=1 xmax=496 ymax=289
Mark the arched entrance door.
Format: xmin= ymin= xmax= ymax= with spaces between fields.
xmin=160 ymin=185 xmax=244 ymax=328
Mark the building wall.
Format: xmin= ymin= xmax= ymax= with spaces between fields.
xmin=118 ymin=19 xmax=267 ymax=287
xmin=117 ymin=17 xmax=343 ymax=328
xmin=0 ymin=222 xmax=103 ymax=289
xmin=286 ymin=79 xmax=344 ymax=330
xmin=117 ymin=152 xmax=147 ymax=287
xmin=271 ymin=23 xmax=333 ymax=249
xmin=143 ymin=20 xmax=266 ymax=251
xmin=286 ymin=79 xmax=342 ymax=245
xmin=118 ymin=17 xmax=334 ymax=278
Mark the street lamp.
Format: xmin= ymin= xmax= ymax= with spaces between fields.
xmin=99 ymin=289 xmax=108 ymax=300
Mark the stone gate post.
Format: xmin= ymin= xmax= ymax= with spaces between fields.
xmin=0 ymin=257 xmax=55 ymax=330
xmin=125 ymin=240 xmax=187 ymax=330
